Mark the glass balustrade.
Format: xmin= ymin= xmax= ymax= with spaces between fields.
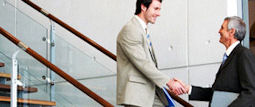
xmin=0 ymin=46 xmax=52 ymax=106
xmin=0 ymin=51 xmax=12 ymax=75
xmin=54 ymin=34 xmax=117 ymax=106
xmin=0 ymin=0 xmax=118 ymax=106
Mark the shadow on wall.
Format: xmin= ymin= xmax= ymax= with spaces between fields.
xmin=250 ymin=22 xmax=255 ymax=55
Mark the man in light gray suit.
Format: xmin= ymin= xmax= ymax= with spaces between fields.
xmin=116 ymin=0 xmax=185 ymax=107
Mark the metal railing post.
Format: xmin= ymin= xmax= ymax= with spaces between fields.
xmin=50 ymin=20 xmax=56 ymax=102
xmin=11 ymin=50 xmax=20 ymax=107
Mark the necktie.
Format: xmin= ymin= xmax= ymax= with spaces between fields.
xmin=145 ymin=28 xmax=158 ymax=67
xmin=145 ymin=28 xmax=152 ymax=49
xmin=146 ymin=34 xmax=157 ymax=66
xmin=146 ymin=34 xmax=152 ymax=49
xmin=222 ymin=53 xmax=228 ymax=64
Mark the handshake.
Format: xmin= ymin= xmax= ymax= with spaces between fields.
xmin=166 ymin=78 xmax=190 ymax=95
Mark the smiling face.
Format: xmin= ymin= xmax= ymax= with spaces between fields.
xmin=142 ymin=0 xmax=161 ymax=24
xmin=218 ymin=20 xmax=234 ymax=48
xmin=219 ymin=20 xmax=230 ymax=45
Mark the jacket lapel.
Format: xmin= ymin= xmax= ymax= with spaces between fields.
xmin=151 ymin=45 xmax=158 ymax=67
xmin=217 ymin=44 xmax=242 ymax=76
xmin=132 ymin=17 xmax=158 ymax=67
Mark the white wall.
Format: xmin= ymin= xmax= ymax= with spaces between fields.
xmin=4 ymin=0 xmax=242 ymax=106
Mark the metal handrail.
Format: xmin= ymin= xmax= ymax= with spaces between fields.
xmin=20 ymin=0 xmax=193 ymax=106
xmin=0 ymin=27 xmax=114 ymax=107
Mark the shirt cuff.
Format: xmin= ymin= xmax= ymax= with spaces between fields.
xmin=188 ymin=86 xmax=192 ymax=95
xmin=162 ymin=84 xmax=168 ymax=89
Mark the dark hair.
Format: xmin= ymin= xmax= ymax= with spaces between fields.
xmin=135 ymin=0 xmax=162 ymax=15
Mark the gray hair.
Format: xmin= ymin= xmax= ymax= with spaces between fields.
xmin=224 ymin=16 xmax=246 ymax=41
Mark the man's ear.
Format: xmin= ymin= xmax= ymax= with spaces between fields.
xmin=141 ymin=4 xmax=147 ymax=12
xmin=230 ymin=28 xmax=236 ymax=36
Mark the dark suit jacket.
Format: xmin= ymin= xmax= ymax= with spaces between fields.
xmin=189 ymin=44 xmax=255 ymax=107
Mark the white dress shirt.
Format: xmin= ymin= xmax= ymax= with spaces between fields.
xmin=225 ymin=41 xmax=240 ymax=56
xmin=135 ymin=15 xmax=154 ymax=60
xmin=135 ymin=15 xmax=147 ymax=33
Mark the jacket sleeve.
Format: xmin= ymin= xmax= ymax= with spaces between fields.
xmin=189 ymin=86 xmax=213 ymax=101
xmin=229 ymin=50 xmax=255 ymax=106
xmin=118 ymin=27 xmax=170 ymax=88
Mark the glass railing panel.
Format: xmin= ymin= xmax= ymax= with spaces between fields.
xmin=0 ymin=0 xmax=49 ymax=97
xmin=1 ymin=0 xmax=118 ymax=105
xmin=0 ymin=49 xmax=13 ymax=100
xmin=0 ymin=45 xmax=107 ymax=106
xmin=0 ymin=49 xmax=51 ymax=106
xmin=0 ymin=51 xmax=12 ymax=75
xmin=54 ymin=76 xmax=118 ymax=106
xmin=54 ymin=33 xmax=115 ymax=80
xmin=0 ymin=0 xmax=47 ymax=58
xmin=78 ymin=75 xmax=117 ymax=106
xmin=0 ymin=0 xmax=18 ymax=56
xmin=16 ymin=8 xmax=48 ymax=57
xmin=0 ymin=0 xmax=15 ymax=34
xmin=54 ymin=80 xmax=102 ymax=107
xmin=54 ymin=33 xmax=118 ymax=106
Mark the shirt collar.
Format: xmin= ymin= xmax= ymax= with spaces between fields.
xmin=225 ymin=41 xmax=240 ymax=56
xmin=135 ymin=15 xmax=147 ymax=32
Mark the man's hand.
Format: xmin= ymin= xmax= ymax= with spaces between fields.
xmin=167 ymin=78 xmax=190 ymax=95
xmin=174 ymin=78 xmax=190 ymax=95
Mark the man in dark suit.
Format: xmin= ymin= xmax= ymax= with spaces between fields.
xmin=175 ymin=16 xmax=255 ymax=106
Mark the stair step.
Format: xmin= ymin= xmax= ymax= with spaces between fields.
xmin=0 ymin=96 xmax=56 ymax=106
xmin=0 ymin=84 xmax=37 ymax=93
xmin=0 ymin=62 xmax=4 ymax=67
xmin=0 ymin=72 xmax=21 ymax=80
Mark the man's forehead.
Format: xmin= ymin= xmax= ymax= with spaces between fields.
xmin=223 ymin=20 xmax=229 ymax=26
xmin=150 ymin=0 xmax=162 ymax=6
xmin=151 ymin=0 xmax=162 ymax=4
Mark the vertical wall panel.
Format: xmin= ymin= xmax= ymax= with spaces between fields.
xmin=188 ymin=0 xmax=227 ymax=65
xmin=152 ymin=0 xmax=188 ymax=69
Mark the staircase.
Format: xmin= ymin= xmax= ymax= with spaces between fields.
xmin=0 ymin=0 xmax=194 ymax=106
xmin=0 ymin=72 xmax=21 ymax=80
xmin=0 ymin=61 xmax=56 ymax=106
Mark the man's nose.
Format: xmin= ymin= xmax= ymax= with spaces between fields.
xmin=156 ymin=11 xmax=160 ymax=17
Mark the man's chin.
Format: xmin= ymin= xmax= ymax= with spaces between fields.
xmin=219 ymin=40 xmax=224 ymax=44
xmin=150 ymin=21 xmax=156 ymax=24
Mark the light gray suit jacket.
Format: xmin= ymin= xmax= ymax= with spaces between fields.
xmin=116 ymin=16 xmax=170 ymax=107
